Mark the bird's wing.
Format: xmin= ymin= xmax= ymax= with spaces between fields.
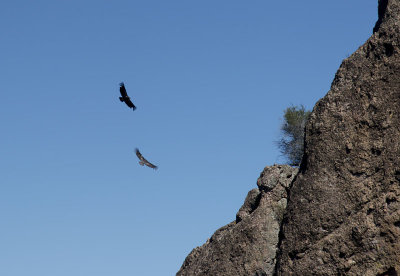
xmin=124 ymin=97 xmax=136 ymax=110
xmin=144 ymin=160 xmax=158 ymax=169
xmin=135 ymin=148 xmax=145 ymax=161
xmin=119 ymin=82 xmax=128 ymax=97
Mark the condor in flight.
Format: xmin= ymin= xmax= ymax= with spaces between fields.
xmin=119 ymin=82 xmax=136 ymax=110
xmin=135 ymin=148 xmax=158 ymax=170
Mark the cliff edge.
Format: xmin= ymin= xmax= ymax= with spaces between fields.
xmin=177 ymin=1 xmax=400 ymax=275
xmin=277 ymin=0 xmax=400 ymax=275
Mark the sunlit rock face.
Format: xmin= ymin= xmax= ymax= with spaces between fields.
xmin=276 ymin=0 xmax=400 ymax=275
xmin=176 ymin=165 xmax=297 ymax=276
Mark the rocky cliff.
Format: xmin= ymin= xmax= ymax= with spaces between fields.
xmin=176 ymin=165 xmax=297 ymax=276
xmin=277 ymin=0 xmax=400 ymax=275
xmin=177 ymin=1 xmax=400 ymax=275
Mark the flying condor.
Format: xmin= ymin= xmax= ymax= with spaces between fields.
xmin=135 ymin=148 xmax=158 ymax=170
xmin=119 ymin=82 xmax=136 ymax=110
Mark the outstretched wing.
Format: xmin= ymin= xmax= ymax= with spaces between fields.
xmin=144 ymin=160 xmax=158 ymax=169
xmin=119 ymin=82 xmax=128 ymax=97
xmin=135 ymin=148 xmax=145 ymax=161
xmin=135 ymin=148 xmax=158 ymax=170
xmin=124 ymin=97 xmax=136 ymax=110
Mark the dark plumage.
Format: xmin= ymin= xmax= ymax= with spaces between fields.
xmin=119 ymin=82 xmax=136 ymax=110
xmin=135 ymin=148 xmax=158 ymax=170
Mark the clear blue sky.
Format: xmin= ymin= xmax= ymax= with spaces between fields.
xmin=1 ymin=1 xmax=377 ymax=275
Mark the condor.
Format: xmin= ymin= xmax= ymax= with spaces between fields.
xmin=119 ymin=82 xmax=136 ymax=110
xmin=135 ymin=148 xmax=158 ymax=170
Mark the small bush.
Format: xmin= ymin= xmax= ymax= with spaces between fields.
xmin=277 ymin=105 xmax=311 ymax=166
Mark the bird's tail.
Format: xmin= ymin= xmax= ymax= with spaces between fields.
xmin=119 ymin=97 xmax=124 ymax=102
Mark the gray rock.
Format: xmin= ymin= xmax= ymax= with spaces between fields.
xmin=176 ymin=165 xmax=298 ymax=276
xmin=276 ymin=0 xmax=400 ymax=275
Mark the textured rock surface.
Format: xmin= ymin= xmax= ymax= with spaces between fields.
xmin=276 ymin=0 xmax=400 ymax=275
xmin=176 ymin=165 xmax=297 ymax=276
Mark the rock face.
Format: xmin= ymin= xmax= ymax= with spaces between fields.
xmin=176 ymin=165 xmax=298 ymax=276
xmin=276 ymin=0 xmax=400 ymax=275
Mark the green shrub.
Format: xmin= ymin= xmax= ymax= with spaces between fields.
xmin=277 ymin=105 xmax=311 ymax=166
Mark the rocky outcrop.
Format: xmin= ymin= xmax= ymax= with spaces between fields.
xmin=276 ymin=0 xmax=400 ymax=275
xmin=176 ymin=165 xmax=297 ymax=276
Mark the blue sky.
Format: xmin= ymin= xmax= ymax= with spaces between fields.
xmin=1 ymin=1 xmax=377 ymax=275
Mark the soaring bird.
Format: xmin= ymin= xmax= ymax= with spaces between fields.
xmin=135 ymin=148 xmax=158 ymax=170
xmin=119 ymin=82 xmax=136 ymax=110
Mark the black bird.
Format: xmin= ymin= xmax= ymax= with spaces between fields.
xmin=135 ymin=148 xmax=158 ymax=170
xmin=119 ymin=82 xmax=136 ymax=110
